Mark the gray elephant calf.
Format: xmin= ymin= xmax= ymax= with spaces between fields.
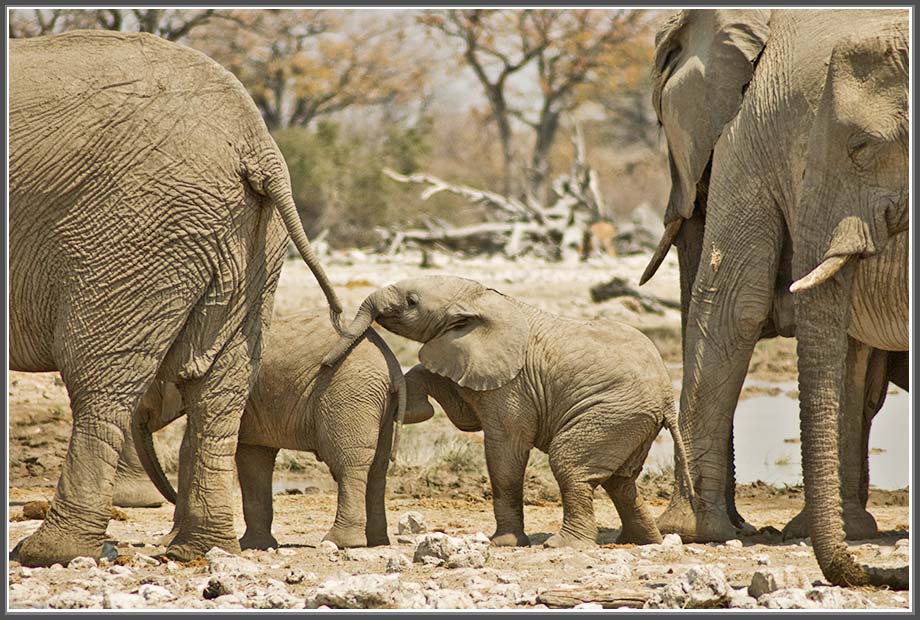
xmin=323 ymin=276 xmax=692 ymax=548
xmin=134 ymin=310 xmax=406 ymax=549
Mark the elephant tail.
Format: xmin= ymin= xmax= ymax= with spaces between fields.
xmin=663 ymin=405 xmax=694 ymax=500
xmin=131 ymin=411 xmax=178 ymax=505
xmin=390 ymin=372 xmax=407 ymax=463
xmin=246 ymin=153 xmax=345 ymax=333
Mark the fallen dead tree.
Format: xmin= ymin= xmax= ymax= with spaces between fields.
xmin=380 ymin=125 xmax=613 ymax=261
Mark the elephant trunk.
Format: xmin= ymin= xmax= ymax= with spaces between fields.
xmin=131 ymin=411 xmax=177 ymax=505
xmin=267 ymin=175 xmax=344 ymax=331
xmin=795 ymin=262 xmax=906 ymax=589
xmin=322 ymin=289 xmax=390 ymax=367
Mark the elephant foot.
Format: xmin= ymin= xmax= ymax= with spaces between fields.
xmin=12 ymin=521 xmax=106 ymax=567
xmin=656 ymin=496 xmax=737 ymax=543
xmin=782 ymin=504 xmax=878 ymax=541
xmin=166 ymin=533 xmax=240 ymax=562
xmin=490 ymin=530 xmax=530 ymax=547
xmin=323 ymin=526 xmax=367 ymax=549
xmin=543 ymin=531 xmax=596 ymax=549
xmin=239 ymin=530 xmax=279 ymax=551
xmin=112 ymin=474 xmax=165 ymax=508
xmin=365 ymin=532 xmax=390 ymax=547
xmin=617 ymin=523 xmax=663 ymax=546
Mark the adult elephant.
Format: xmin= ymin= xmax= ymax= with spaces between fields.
xmin=9 ymin=31 xmax=342 ymax=566
xmin=639 ymin=9 xmax=909 ymax=543
xmin=790 ymin=19 xmax=908 ymax=588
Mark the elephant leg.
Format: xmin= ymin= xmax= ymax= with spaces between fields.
xmin=324 ymin=466 xmax=370 ymax=549
xmin=544 ymin=449 xmax=598 ymax=549
xmin=365 ymin=415 xmax=393 ymax=547
xmin=783 ymin=339 xmax=879 ymax=540
xmin=165 ymin=337 xmax=255 ymax=561
xmin=237 ymin=443 xmax=280 ymax=550
xmin=657 ymin=194 xmax=783 ymax=543
xmin=113 ymin=431 xmax=165 ymax=508
xmin=604 ymin=475 xmax=662 ymax=545
xmin=13 ymin=389 xmax=141 ymax=566
xmin=483 ymin=431 xmax=530 ymax=547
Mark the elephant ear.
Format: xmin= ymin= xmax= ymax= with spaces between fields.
xmin=419 ymin=290 xmax=528 ymax=391
xmin=654 ymin=9 xmax=771 ymax=222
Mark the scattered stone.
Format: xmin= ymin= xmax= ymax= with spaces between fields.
xmin=139 ymin=583 xmax=176 ymax=604
xmin=754 ymin=554 xmax=770 ymax=566
xmin=21 ymin=501 xmax=50 ymax=520
xmin=305 ymin=574 xmax=425 ymax=609
xmin=206 ymin=547 xmax=260 ymax=577
xmin=724 ymin=539 xmax=743 ymax=549
xmin=276 ymin=548 xmax=296 ymax=556
xmin=413 ymin=533 xmax=490 ymax=569
xmin=662 ymin=533 xmax=683 ymax=547
xmin=685 ymin=546 xmax=705 ymax=556
xmin=131 ymin=554 xmax=161 ymax=567
xmin=895 ymin=538 xmax=909 ymax=548
xmin=758 ymin=588 xmax=814 ymax=609
xmin=727 ymin=588 xmax=758 ymax=609
xmin=49 ymin=587 xmax=102 ymax=609
xmin=574 ymin=602 xmax=604 ymax=610
xmin=386 ymin=553 xmax=412 ymax=573
xmin=107 ymin=565 xmax=133 ymax=577
xmin=749 ymin=567 xmax=811 ymax=598
xmin=67 ymin=556 xmax=97 ymax=570
xmin=644 ymin=565 xmax=731 ymax=609
xmin=286 ymin=569 xmax=307 ymax=584
xmin=103 ymin=590 xmax=146 ymax=609
xmin=18 ymin=566 xmax=33 ymax=578
xmin=427 ymin=588 xmax=476 ymax=609
xmin=398 ymin=511 xmax=428 ymax=535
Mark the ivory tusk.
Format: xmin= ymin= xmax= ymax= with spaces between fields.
xmin=640 ymin=218 xmax=683 ymax=286
xmin=789 ymin=255 xmax=852 ymax=293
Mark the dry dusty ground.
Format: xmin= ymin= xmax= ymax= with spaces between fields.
xmin=7 ymin=251 xmax=911 ymax=610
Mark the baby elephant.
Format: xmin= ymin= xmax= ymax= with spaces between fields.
xmin=323 ymin=276 xmax=692 ymax=548
xmin=134 ymin=310 xmax=406 ymax=550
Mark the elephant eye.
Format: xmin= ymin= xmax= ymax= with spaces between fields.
xmin=406 ymin=294 xmax=419 ymax=308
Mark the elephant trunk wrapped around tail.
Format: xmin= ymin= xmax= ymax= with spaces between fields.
xmin=322 ymin=287 xmax=394 ymax=366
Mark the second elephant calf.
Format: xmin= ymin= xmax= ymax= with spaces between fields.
xmin=133 ymin=310 xmax=406 ymax=549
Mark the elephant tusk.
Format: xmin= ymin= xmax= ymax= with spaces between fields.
xmin=789 ymin=255 xmax=852 ymax=293
xmin=640 ymin=218 xmax=683 ymax=286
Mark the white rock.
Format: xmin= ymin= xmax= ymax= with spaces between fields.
xmin=749 ymin=567 xmax=811 ymax=599
xmin=305 ymin=574 xmax=425 ymax=609
xmin=413 ymin=533 xmax=490 ymax=569
xmin=49 ymin=587 xmax=102 ymax=609
xmin=67 ymin=556 xmax=97 ymax=570
xmin=662 ymin=533 xmax=683 ymax=547
xmin=574 ymin=602 xmax=604 ymax=610
xmin=398 ymin=511 xmax=428 ymax=535
xmin=286 ymin=568 xmax=307 ymax=584
xmin=107 ymin=565 xmax=133 ymax=577
xmin=103 ymin=591 xmax=146 ymax=609
xmin=203 ymin=573 xmax=237 ymax=600
xmin=644 ymin=565 xmax=732 ymax=609
xmin=385 ymin=553 xmax=412 ymax=573
xmin=18 ymin=567 xmax=33 ymax=578
xmin=139 ymin=583 xmax=176 ymax=604
xmin=728 ymin=588 xmax=758 ymax=609
xmin=206 ymin=547 xmax=261 ymax=577
xmin=277 ymin=548 xmax=296 ymax=556
xmin=319 ymin=540 xmax=339 ymax=553
xmin=806 ymin=586 xmax=873 ymax=609
xmin=132 ymin=554 xmax=160 ymax=567
xmin=895 ymin=538 xmax=909 ymax=548
xmin=724 ymin=539 xmax=743 ymax=549
xmin=427 ymin=588 xmax=476 ymax=609
xmin=759 ymin=588 xmax=816 ymax=609
xmin=754 ymin=554 xmax=770 ymax=566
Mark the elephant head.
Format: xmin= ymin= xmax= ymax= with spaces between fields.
xmin=323 ymin=276 xmax=529 ymax=391
xmin=641 ymin=9 xmax=772 ymax=290
xmin=791 ymin=21 xmax=908 ymax=589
